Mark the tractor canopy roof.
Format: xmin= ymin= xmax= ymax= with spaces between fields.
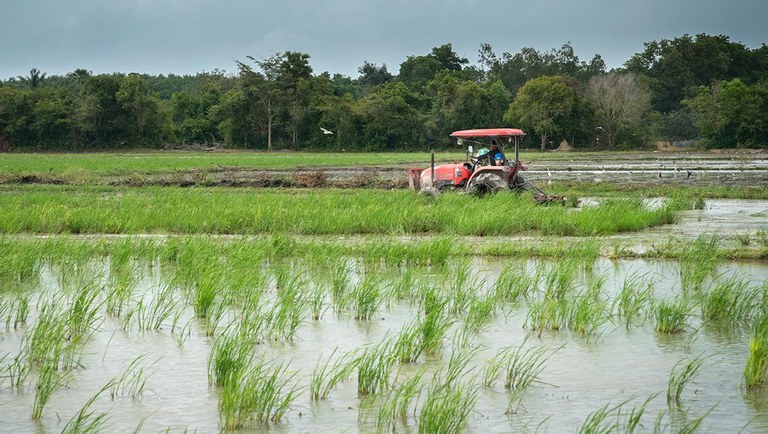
xmin=450 ymin=128 xmax=525 ymax=138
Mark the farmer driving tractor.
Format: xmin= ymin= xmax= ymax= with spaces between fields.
xmin=476 ymin=138 xmax=506 ymax=166
xmin=489 ymin=139 xmax=506 ymax=166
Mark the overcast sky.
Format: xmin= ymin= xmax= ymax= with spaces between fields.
xmin=2 ymin=0 xmax=766 ymax=80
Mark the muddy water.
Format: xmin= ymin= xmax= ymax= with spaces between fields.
xmin=1 ymin=256 xmax=768 ymax=433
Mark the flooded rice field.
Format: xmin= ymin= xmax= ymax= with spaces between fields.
xmin=1 ymin=247 xmax=768 ymax=433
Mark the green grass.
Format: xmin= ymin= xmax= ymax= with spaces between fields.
xmin=667 ymin=355 xmax=706 ymax=407
xmin=0 ymin=185 xmax=687 ymax=236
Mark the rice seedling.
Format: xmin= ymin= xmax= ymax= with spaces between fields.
xmin=309 ymin=348 xmax=360 ymax=401
xmin=1 ymin=293 xmax=31 ymax=331
xmin=309 ymin=284 xmax=328 ymax=320
xmin=31 ymin=364 xmax=69 ymax=419
xmin=577 ymin=394 xmax=655 ymax=434
xmin=458 ymin=291 xmax=499 ymax=345
xmin=111 ymin=354 xmax=157 ymax=400
xmin=106 ymin=268 xmax=137 ymax=318
xmin=542 ymin=259 xmax=579 ymax=301
xmin=568 ymin=276 xmax=610 ymax=336
xmin=267 ymin=275 xmax=308 ymax=341
xmin=526 ymin=297 xmax=569 ymax=336
xmin=679 ymin=235 xmax=720 ymax=292
xmin=122 ymin=284 xmax=179 ymax=331
xmin=701 ymin=275 xmax=758 ymax=329
xmin=734 ymin=232 xmax=753 ymax=246
xmin=208 ymin=326 xmax=252 ymax=388
xmin=497 ymin=339 xmax=562 ymax=413
xmin=24 ymin=298 xmax=87 ymax=371
xmin=418 ymin=379 xmax=478 ymax=434
xmin=351 ymin=276 xmax=384 ymax=321
xmin=492 ymin=260 xmax=538 ymax=304
xmin=68 ymin=281 xmax=104 ymax=337
xmin=357 ymin=338 xmax=397 ymax=396
xmin=331 ymin=261 xmax=353 ymax=314
xmin=2 ymin=354 xmax=30 ymax=391
xmin=219 ymin=357 xmax=301 ymax=429
xmin=387 ymin=268 xmax=417 ymax=303
xmin=62 ymin=378 xmax=116 ymax=434
xmin=667 ymin=355 xmax=706 ymax=407
xmin=446 ymin=261 xmax=482 ymax=315
xmin=374 ymin=369 xmax=425 ymax=432
xmin=612 ymin=272 xmax=654 ymax=330
xmin=654 ymin=296 xmax=691 ymax=334
xmin=745 ymin=313 xmax=768 ymax=388
xmin=172 ymin=317 xmax=194 ymax=347
xmin=418 ymin=291 xmax=454 ymax=356
xmin=757 ymin=229 xmax=768 ymax=246
xmin=392 ymin=320 xmax=425 ymax=364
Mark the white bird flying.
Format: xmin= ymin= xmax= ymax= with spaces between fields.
xmin=320 ymin=127 xmax=333 ymax=135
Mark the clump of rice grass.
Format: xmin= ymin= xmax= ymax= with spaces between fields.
xmin=667 ymin=355 xmax=706 ymax=407
xmin=62 ymin=378 xmax=116 ymax=434
xmin=32 ymin=364 xmax=70 ymax=419
xmin=701 ymin=275 xmax=758 ymax=329
xmin=418 ymin=355 xmax=479 ymax=434
xmin=393 ymin=320 xmax=426 ymax=364
xmin=1 ymin=293 xmax=31 ymax=331
xmin=567 ymin=274 xmax=610 ymax=336
xmin=679 ymin=235 xmax=720 ymax=292
xmin=122 ymin=284 xmax=180 ymax=331
xmin=309 ymin=284 xmax=328 ymax=321
xmin=418 ymin=288 xmax=454 ymax=356
xmin=310 ymin=348 xmax=360 ymax=401
xmin=111 ymin=354 xmax=156 ymax=400
xmin=492 ymin=260 xmax=538 ymax=304
xmin=654 ymin=296 xmax=691 ymax=334
xmin=330 ymin=261 xmax=353 ymax=314
xmin=745 ymin=313 xmax=768 ymax=388
xmin=105 ymin=268 xmax=137 ymax=317
xmin=374 ymin=369 xmax=425 ymax=432
xmin=1 ymin=354 xmax=30 ymax=391
xmin=612 ymin=272 xmax=654 ymax=330
xmin=526 ymin=296 xmax=569 ymax=336
xmin=25 ymin=299 xmax=88 ymax=371
xmin=446 ymin=261 xmax=483 ymax=315
xmin=358 ymin=338 xmax=397 ymax=397
xmin=351 ymin=276 xmax=384 ymax=321
xmin=460 ymin=290 xmax=499 ymax=339
xmin=219 ymin=357 xmax=301 ymax=429
xmin=498 ymin=339 xmax=561 ymax=412
xmin=577 ymin=394 xmax=655 ymax=434
xmin=208 ymin=326 xmax=252 ymax=388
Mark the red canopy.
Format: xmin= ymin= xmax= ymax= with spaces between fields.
xmin=450 ymin=128 xmax=525 ymax=138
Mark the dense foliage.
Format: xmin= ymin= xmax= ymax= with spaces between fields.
xmin=1 ymin=35 xmax=766 ymax=151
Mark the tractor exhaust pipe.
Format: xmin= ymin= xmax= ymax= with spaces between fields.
xmin=430 ymin=149 xmax=435 ymax=184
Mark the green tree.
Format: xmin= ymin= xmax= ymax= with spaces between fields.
xmin=19 ymin=68 xmax=47 ymax=89
xmin=625 ymin=34 xmax=765 ymax=113
xmin=685 ymin=79 xmax=768 ymax=148
xmin=427 ymin=73 xmax=510 ymax=139
xmin=503 ymin=75 xmax=581 ymax=150
xmin=359 ymin=82 xmax=423 ymax=150
xmin=116 ymin=74 xmax=170 ymax=146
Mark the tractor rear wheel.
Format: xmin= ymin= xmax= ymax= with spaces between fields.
xmin=467 ymin=173 xmax=508 ymax=196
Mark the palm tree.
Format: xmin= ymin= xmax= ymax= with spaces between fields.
xmin=20 ymin=68 xmax=47 ymax=88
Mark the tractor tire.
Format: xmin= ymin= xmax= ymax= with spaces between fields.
xmin=467 ymin=173 xmax=508 ymax=196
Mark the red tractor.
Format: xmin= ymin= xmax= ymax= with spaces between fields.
xmin=408 ymin=128 xmax=560 ymax=201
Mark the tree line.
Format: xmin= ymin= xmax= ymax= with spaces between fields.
xmin=1 ymin=33 xmax=766 ymax=152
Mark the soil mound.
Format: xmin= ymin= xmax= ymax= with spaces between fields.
xmin=554 ymin=139 xmax=573 ymax=152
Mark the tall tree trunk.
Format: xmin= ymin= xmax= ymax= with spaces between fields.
xmin=540 ymin=132 xmax=548 ymax=151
